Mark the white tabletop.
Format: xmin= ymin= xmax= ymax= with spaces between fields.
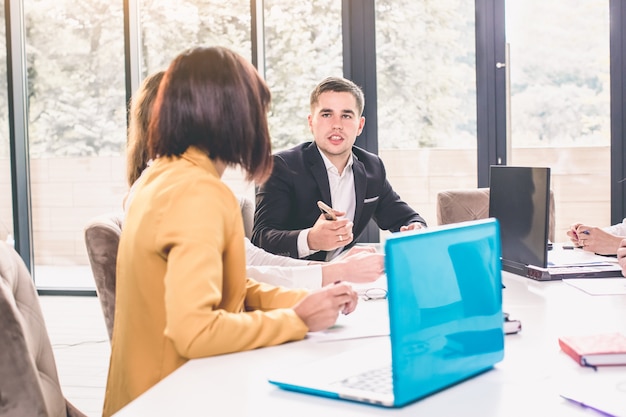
xmin=114 ymin=272 xmax=626 ymax=417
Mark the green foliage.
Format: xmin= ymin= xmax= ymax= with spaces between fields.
xmin=25 ymin=0 xmax=126 ymax=157
xmin=376 ymin=0 xmax=477 ymax=149
xmin=0 ymin=1 xmax=612 ymax=158
xmin=141 ymin=0 xmax=251 ymax=75
xmin=263 ymin=0 xmax=342 ymax=151
xmin=506 ymin=0 xmax=610 ymax=146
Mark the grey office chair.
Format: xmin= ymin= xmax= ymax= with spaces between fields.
xmin=84 ymin=212 xmax=124 ymax=341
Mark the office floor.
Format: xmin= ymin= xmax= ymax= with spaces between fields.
xmin=39 ymin=295 xmax=110 ymax=417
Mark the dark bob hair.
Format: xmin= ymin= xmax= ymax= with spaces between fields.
xmin=148 ymin=46 xmax=273 ymax=183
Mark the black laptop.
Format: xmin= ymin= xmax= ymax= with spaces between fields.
xmin=488 ymin=165 xmax=622 ymax=281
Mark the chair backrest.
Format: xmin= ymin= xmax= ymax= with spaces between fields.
xmin=238 ymin=195 xmax=255 ymax=240
xmin=84 ymin=212 xmax=123 ymax=341
xmin=436 ymin=188 xmax=556 ymax=242
xmin=0 ymin=241 xmax=85 ymax=417
xmin=436 ymin=188 xmax=490 ymax=226
xmin=85 ymin=197 xmax=251 ymax=342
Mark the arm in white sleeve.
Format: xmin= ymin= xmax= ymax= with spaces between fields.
xmin=603 ymin=218 xmax=626 ymax=236
xmin=246 ymin=264 xmax=323 ymax=290
xmin=245 ymin=238 xmax=309 ymax=267
xmin=297 ymin=228 xmax=320 ymax=259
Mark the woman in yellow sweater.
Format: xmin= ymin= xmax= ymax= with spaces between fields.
xmin=103 ymin=46 xmax=358 ymax=416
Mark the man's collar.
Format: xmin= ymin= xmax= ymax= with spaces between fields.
xmin=316 ymin=146 xmax=354 ymax=173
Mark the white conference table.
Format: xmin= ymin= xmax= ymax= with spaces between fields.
xmin=114 ymin=272 xmax=626 ymax=417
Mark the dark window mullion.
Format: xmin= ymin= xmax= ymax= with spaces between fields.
xmin=475 ymin=0 xmax=506 ymax=187
xmin=342 ymin=0 xmax=378 ymax=243
xmin=5 ymin=0 xmax=33 ymax=272
xmin=610 ymin=0 xmax=626 ymax=224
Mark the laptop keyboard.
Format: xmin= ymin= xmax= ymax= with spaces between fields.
xmin=337 ymin=366 xmax=393 ymax=394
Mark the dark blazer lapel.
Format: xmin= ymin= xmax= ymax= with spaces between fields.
xmin=352 ymin=153 xmax=367 ymax=228
xmin=304 ymin=143 xmax=332 ymax=203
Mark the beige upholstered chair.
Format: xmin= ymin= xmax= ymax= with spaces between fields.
xmin=436 ymin=188 xmax=491 ymax=227
xmin=0 ymin=241 xmax=86 ymax=417
xmin=436 ymin=188 xmax=556 ymax=242
xmin=84 ymin=212 xmax=123 ymax=341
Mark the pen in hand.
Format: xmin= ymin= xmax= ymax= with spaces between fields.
xmin=317 ymin=201 xmax=337 ymax=221
xmin=576 ymin=229 xmax=590 ymax=248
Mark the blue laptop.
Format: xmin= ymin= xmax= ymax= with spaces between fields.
xmin=268 ymin=218 xmax=505 ymax=407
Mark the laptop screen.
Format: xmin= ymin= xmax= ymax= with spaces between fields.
xmin=385 ymin=218 xmax=504 ymax=405
xmin=488 ymin=166 xmax=551 ymax=273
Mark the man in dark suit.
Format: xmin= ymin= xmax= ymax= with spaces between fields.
xmin=252 ymin=77 xmax=427 ymax=261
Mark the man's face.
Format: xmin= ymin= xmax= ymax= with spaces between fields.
xmin=308 ymin=91 xmax=365 ymax=165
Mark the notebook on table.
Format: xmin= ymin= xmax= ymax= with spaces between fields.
xmin=268 ymin=218 xmax=505 ymax=408
xmin=488 ymin=165 xmax=622 ymax=281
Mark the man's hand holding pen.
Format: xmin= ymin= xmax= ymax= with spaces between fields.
xmin=308 ymin=201 xmax=354 ymax=252
xmin=308 ymin=211 xmax=354 ymax=251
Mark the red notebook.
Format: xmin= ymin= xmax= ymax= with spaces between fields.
xmin=558 ymin=332 xmax=626 ymax=367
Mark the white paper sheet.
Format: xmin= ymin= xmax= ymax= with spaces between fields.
xmin=563 ymin=278 xmax=626 ymax=295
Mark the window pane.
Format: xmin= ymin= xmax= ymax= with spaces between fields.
xmin=140 ymin=0 xmax=251 ymax=76
xmin=376 ymin=0 xmax=477 ymax=228
xmin=506 ymin=1 xmax=610 ymax=239
xmin=263 ymin=0 xmax=342 ymax=151
xmin=24 ymin=0 xmax=126 ymax=289
xmin=140 ymin=0 xmax=253 ymax=198
xmin=0 ymin=1 xmax=12 ymax=247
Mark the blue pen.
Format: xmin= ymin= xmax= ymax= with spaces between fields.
xmin=560 ymin=395 xmax=616 ymax=417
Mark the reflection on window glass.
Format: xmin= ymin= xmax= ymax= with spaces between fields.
xmin=507 ymin=1 xmax=609 ymax=146
xmin=376 ymin=0 xmax=476 ymax=150
xmin=0 ymin=0 xmax=12 ymax=245
xmin=140 ymin=0 xmax=251 ymax=77
xmin=264 ymin=0 xmax=342 ymax=151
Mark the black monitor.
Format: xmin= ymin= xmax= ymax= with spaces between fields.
xmin=488 ymin=166 xmax=551 ymax=275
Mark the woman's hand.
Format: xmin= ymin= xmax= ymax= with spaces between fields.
xmin=321 ymin=251 xmax=384 ymax=286
xmin=573 ymin=224 xmax=623 ymax=255
xmin=292 ymin=282 xmax=358 ymax=332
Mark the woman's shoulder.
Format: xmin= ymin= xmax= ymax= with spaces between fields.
xmin=141 ymin=158 xmax=238 ymax=214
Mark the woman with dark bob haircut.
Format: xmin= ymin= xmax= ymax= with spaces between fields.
xmin=103 ymin=46 xmax=358 ymax=416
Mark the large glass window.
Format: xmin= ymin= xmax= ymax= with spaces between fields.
xmin=140 ymin=0 xmax=253 ymax=199
xmin=7 ymin=1 xmax=615 ymax=291
xmin=506 ymin=1 xmax=610 ymax=239
xmin=24 ymin=0 xmax=126 ymax=289
xmin=375 ymin=0 xmax=477 ymax=228
xmin=140 ymin=0 xmax=251 ymax=77
xmin=263 ymin=0 xmax=342 ymax=152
